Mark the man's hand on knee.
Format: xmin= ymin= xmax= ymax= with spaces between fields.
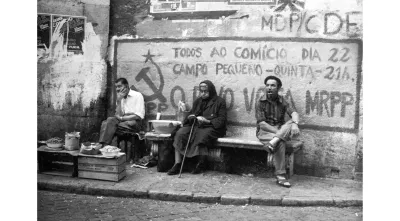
xmin=114 ymin=115 xmax=122 ymax=121
xmin=290 ymin=123 xmax=300 ymax=138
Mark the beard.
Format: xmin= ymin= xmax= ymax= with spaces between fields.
xmin=266 ymin=91 xmax=278 ymax=100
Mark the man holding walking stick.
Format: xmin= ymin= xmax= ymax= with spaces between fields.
xmin=167 ymin=80 xmax=228 ymax=175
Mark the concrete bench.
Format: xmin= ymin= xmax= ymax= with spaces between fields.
xmin=145 ymin=132 xmax=303 ymax=177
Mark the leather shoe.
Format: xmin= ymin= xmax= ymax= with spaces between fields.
xmin=167 ymin=163 xmax=181 ymax=175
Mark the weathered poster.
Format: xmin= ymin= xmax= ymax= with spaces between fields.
xmin=37 ymin=14 xmax=51 ymax=49
xmin=66 ymin=17 xmax=85 ymax=52
xmin=52 ymin=15 xmax=85 ymax=52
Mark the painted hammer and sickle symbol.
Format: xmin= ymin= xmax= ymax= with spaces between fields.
xmin=131 ymin=50 xmax=167 ymax=102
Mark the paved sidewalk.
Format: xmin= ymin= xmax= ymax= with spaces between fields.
xmin=37 ymin=166 xmax=362 ymax=207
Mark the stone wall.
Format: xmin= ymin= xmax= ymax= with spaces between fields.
xmin=37 ymin=0 xmax=110 ymax=141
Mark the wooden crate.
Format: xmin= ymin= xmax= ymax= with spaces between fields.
xmin=37 ymin=146 xmax=79 ymax=177
xmin=78 ymin=170 xmax=126 ymax=182
xmin=78 ymin=163 xmax=125 ymax=173
xmin=78 ymin=153 xmax=127 ymax=182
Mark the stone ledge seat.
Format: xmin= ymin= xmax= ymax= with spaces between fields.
xmin=215 ymin=137 xmax=303 ymax=154
xmin=215 ymin=136 xmax=303 ymax=177
xmin=145 ymin=131 xmax=303 ymax=177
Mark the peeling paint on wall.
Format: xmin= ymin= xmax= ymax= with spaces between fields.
xmin=50 ymin=18 xmax=68 ymax=59
xmin=38 ymin=22 xmax=106 ymax=111
xmin=37 ymin=0 xmax=110 ymax=142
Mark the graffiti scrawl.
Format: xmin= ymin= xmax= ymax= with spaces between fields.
xmin=131 ymin=50 xmax=167 ymax=102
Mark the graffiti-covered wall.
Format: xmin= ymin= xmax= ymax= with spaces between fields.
xmin=37 ymin=0 xmax=110 ymax=141
xmin=111 ymin=0 xmax=363 ymax=179
xmin=115 ymin=38 xmax=361 ymax=132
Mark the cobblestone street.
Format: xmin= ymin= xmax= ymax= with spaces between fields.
xmin=38 ymin=191 xmax=362 ymax=221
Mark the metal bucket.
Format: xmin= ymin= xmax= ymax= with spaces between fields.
xmin=65 ymin=132 xmax=80 ymax=151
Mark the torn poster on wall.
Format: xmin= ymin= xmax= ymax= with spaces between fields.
xmin=52 ymin=15 xmax=86 ymax=53
xmin=37 ymin=13 xmax=86 ymax=53
xmin=37 ymin=14 xmax=51 ymax=49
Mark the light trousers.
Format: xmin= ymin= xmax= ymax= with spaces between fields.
xmin=257 ymin=120 xmax=294 ymax=175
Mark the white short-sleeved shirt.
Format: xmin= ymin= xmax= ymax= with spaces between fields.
xmin=119 ymin=89 xmax=145 ymax=120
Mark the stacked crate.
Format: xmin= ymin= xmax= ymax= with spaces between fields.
xmin=37 ymin=146 xmax=79 ymax=177
xmin=78 ymin=153 xmax=126 ymax=182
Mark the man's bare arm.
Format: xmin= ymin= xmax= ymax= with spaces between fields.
xmin=120 ymin=113 xmax=141 ymax=121
xmin=258 ymin=121 xmax=278 ymax=133
xmin=291 ymin=112 xmax=299 ymax=123
xmin=114 ymin=89 xmax=127 ymax=117
xmin=290 ymin=112 xmax=300 ymax=137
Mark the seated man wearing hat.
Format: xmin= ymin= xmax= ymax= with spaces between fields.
xmin=255 ymin=75 xmax=301 ymax=188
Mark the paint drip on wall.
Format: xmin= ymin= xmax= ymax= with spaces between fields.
xmin=38 ymin=20 xmax=106 ymax=111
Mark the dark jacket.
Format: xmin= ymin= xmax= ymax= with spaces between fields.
xmin=183 ymin=95 xmax=227 ymax=136
xmin=172 ymin=80 xmax=227 ymax=157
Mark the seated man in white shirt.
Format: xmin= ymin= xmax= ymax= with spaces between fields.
xmin=98 ymin=78 xmax=145 ymax=147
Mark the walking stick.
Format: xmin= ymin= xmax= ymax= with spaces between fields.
xmin=179 ymin=118 xmax=197 ymax=178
